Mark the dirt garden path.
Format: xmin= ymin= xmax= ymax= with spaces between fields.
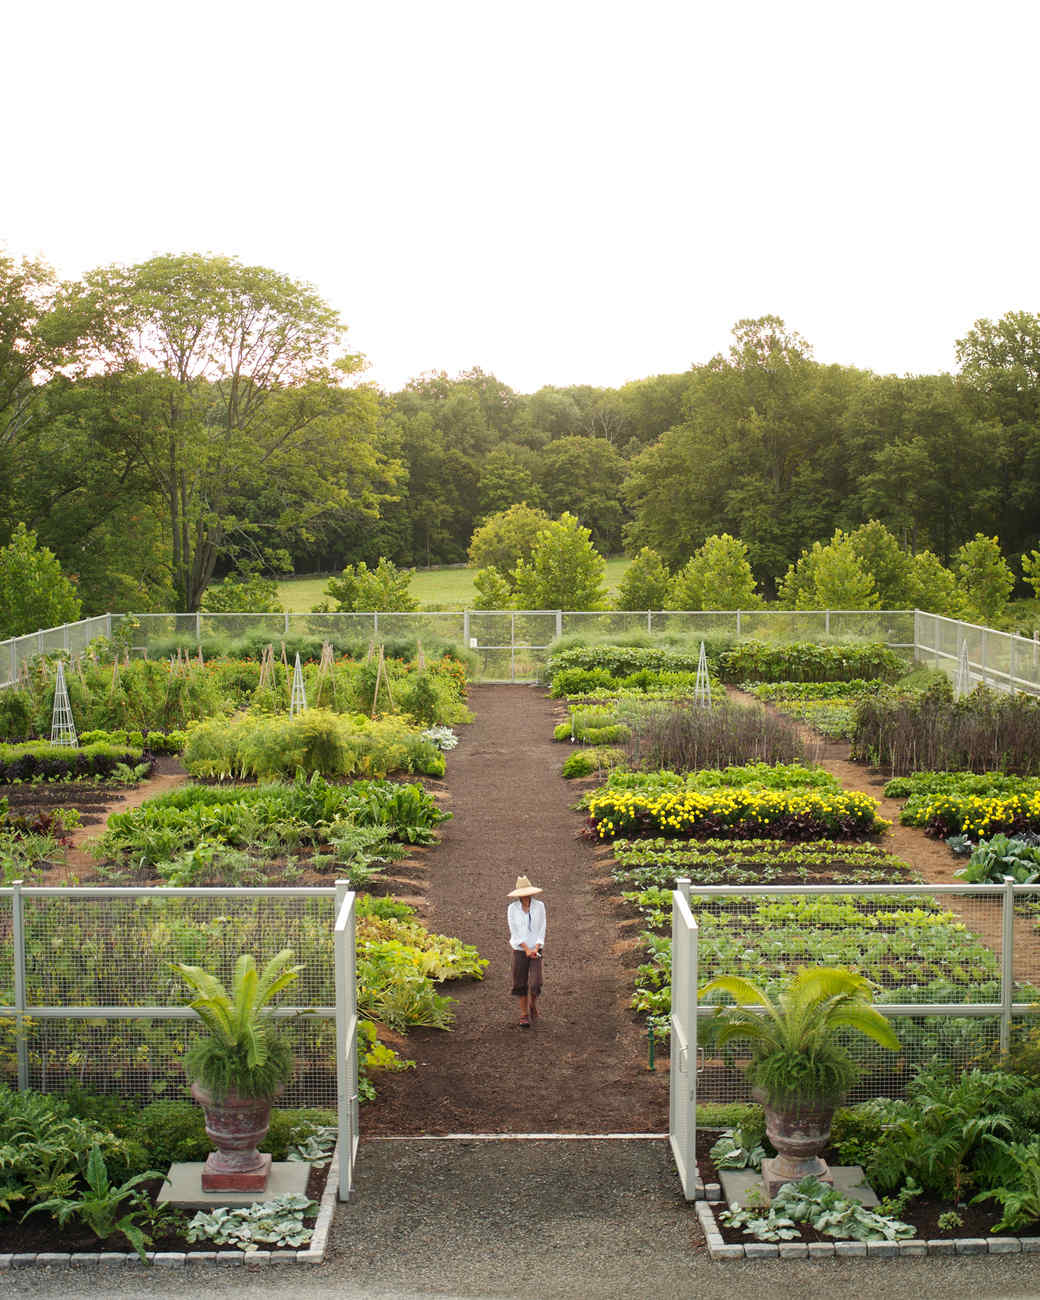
xmin=364 ymin=684 xmax=669 ymax=1136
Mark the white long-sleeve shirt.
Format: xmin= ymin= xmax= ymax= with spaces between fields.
xmin=507 ymin=898 xmax=546 ymax=951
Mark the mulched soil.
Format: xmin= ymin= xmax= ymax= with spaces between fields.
xmin=696 ymin=1129 xmax=1037 ymax=1242
xmin=363 ymin=684 xmax=669 ymax=1135
xmin=0 ymin=1161 xmax=328 ymax=1255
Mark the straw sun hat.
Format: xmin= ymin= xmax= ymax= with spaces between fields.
xmin=507 ymin=875 xmax=543 ymax=898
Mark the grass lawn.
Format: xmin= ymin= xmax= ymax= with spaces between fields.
xmin=278 ymin=558 xmax=632 ymax=612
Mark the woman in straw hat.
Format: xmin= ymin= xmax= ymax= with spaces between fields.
xmin=507 ymin=875 xmax=546 ymax=1029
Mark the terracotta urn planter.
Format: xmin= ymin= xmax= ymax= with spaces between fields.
xmin=191 ymin=1082 xmax=275 ymax=1191
xmin=755 ymin=1089 xmax=837 ymax=1197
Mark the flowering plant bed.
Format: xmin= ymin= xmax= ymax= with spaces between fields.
xmin=586 ymin=787 xmax=885 ymax=840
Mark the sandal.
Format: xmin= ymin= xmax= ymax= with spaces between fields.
xmin=518 ymin=1016 xmax=531 ymax=1028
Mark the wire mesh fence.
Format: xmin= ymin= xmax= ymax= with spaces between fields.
xmin=107 ymin=608 xmax=924 ymax=683
xmin=0 ymin=886 xmax=339 ymax=1107
xmin=4 ymin=607 xmax=1038 ymax=691
xmin=0 ymin=615 xmax=112 ymax=688
xmin=684 ymin=882 xmax=1040 ymax=1105
xmin=915 ymin=611 xmax=1040 ymax=697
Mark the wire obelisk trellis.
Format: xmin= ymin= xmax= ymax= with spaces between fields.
xmin=289 ymin=652 xmax=307 ymax=717
xmin=50 ymin=660 xmax=78 ymax=746
xmin=693 ymin=640 xmax=712 ymax=709
xmin=955 ymin=639 xmax=972 ymax=699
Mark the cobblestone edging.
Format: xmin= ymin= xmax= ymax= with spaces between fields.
xmin=695 ymin=1200 xmax=1040 ymax=1260
xmin=0 ymin=1147 xmax=340 ymax=1273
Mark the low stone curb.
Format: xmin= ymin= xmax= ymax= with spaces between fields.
xmin=0 ymin=1147 xmax=340 ymax=1273
xmin=696 ymin=1202 xmax=1040 ymax=1261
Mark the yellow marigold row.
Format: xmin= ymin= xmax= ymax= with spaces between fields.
xmin=912 ymin=790 xmax=1040 ymax=836
xmin=587 ymin=786 xmax=883 ymax=838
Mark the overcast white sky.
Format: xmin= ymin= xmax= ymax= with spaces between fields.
xmin=3 ymin=0 xmax=1038 ymax=393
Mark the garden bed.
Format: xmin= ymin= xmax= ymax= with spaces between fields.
xmin=695 ymin=1129 xmax=1040 ymax=1249
xmin=0 ymin=1161 xmax=330 ymax=1258
xmin=1 ymin=755 xmax=185 ymax=829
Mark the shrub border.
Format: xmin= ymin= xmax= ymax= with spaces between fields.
xmin=0 ymin=1144 xmax=339 ymax=1271
xmin=694 ymin=1199 xmax=1040 ymax=1260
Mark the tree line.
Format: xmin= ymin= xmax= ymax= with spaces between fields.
xmin=2 ymin=250 xmax=1039 ymax=623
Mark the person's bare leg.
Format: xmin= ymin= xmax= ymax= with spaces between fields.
xmin=519 ymin=992 xmax=530 ymax=1024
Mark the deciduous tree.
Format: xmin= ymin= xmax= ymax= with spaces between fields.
xmin=953 ymin=534 xmax=1014 ymax=623
xmin=513 ymin=513 xmax=606 ymax=610
xmin=0 ymin=523 xmax=81 ymax=638
xmin=616 ymin=547 xmax=671 ymax=611
xmin=669 ymin=534 xmax=760 ymax=610
xmin=467 ymin=503 xmax=552 ymax=587
xmin=55 ymin=253 xmax=398 ymax=610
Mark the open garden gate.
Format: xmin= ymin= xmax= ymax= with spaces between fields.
xmin=669 ymin=884 xmax=699 ymax=1199
xmin=334 ymin=888 xmax=360 ymax=1200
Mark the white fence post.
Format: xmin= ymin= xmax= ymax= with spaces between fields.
xmin=464 ymin=609 xmax=471 ymax=647
xmin=1001 ymin=875 xmax=1015 ymax=1057
xmin=12 ymin=880 xmax=28 ymax=1090
xmin=334 ymin=881 xmax=359 ymax=1201
xmin=669 ymin=883 xmax=698 ymax=1199
xmin=555 ymin=610 xmax=563 ymax=639
xmin=736 ymin=610 xmax=742 ymax=638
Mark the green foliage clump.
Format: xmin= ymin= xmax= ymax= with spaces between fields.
xmin=0 ymin=523 xmax=81 ymax=640
xmin=472 ymin=564 xmax=513 ymax=610
xmin=546 ymin=641 xmax=711 ymax=681
xmin=669 ymin=534 xmax=761 ymax=610
xmin=616 ymin=547 xmax=672 ymax=611
xmin=718 ymin=640 xmax=904 ymax=684
xmin=1 ymin=656 xmax=227 ymax=739
xmin=467 ymin=503 xmax=552 ymax=586
xmin=201 ymin=573 xmax=283 ymax=613
xmin=560 ymin=747 xmax=625 ymax=778
xmin=954 ymin=533 xmax=1015 ymax=623
xmin=182 ymin=708 xmax=444 ymax=780
xmin=512 ymin=513 xmax=607 ymax=610
xmin=324 ymin=558 xmax=419 ymax=613
xmin=700 ymin=967 xmax=899 ymax=1108
xmin=94 ymin=774 xmax=450 ymax=872
xmin=855 ymin=1068 xmax=1040 ymax=1203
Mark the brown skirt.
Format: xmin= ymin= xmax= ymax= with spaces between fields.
xmin=510 ymin=949 xmax=543 ymax=997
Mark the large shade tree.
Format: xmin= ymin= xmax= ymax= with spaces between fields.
xmin=55 ymin=253 xmax=399 ymax=609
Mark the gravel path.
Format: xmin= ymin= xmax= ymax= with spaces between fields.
xmin=11 ymin=1140 xmax=1040 ymax=1299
